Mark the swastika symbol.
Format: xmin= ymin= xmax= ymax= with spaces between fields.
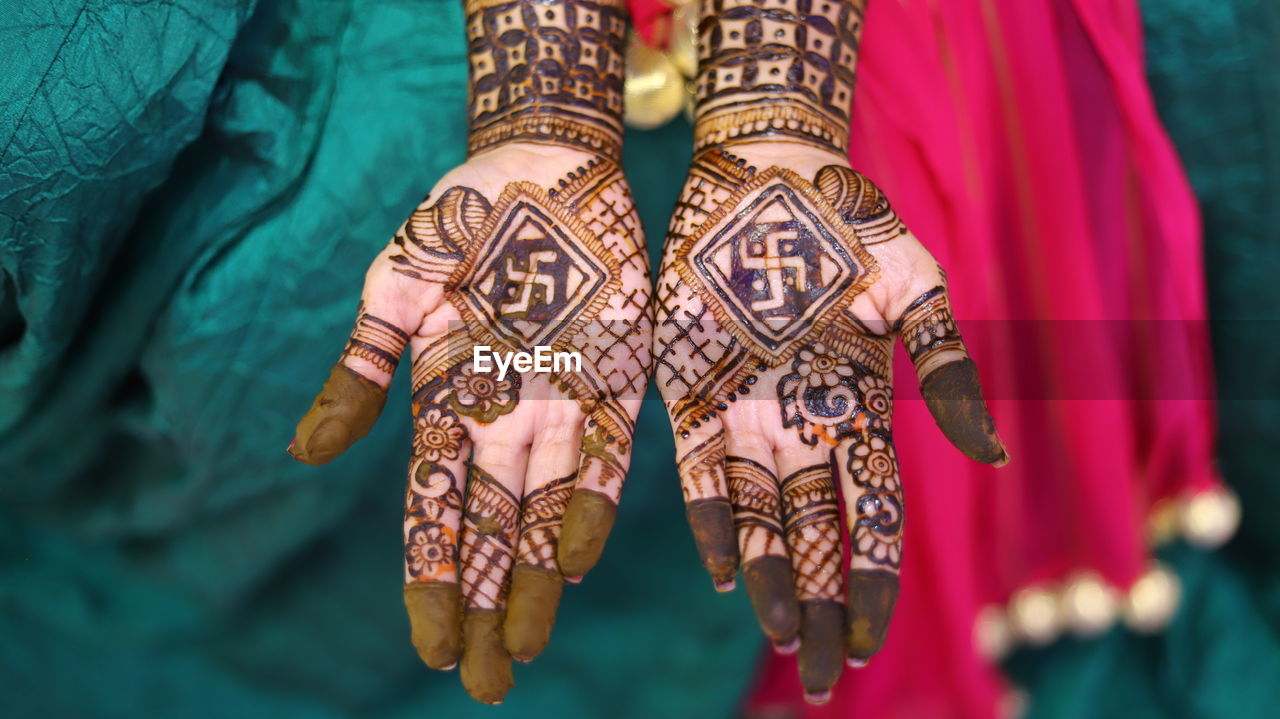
xmin=501 ymin=250 xmax=559 ymax=314
xmin=741 ymin=230 xmax=811 ymax=313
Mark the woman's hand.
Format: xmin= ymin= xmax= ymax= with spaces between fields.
xmin=655 ymin=142 xmax=1006 ymax=701
xmin=291 ymin=144 xmax=651 ymax=704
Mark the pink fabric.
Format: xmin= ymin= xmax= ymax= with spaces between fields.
xmin=629 ymin=0 xmax=1222 ymax=716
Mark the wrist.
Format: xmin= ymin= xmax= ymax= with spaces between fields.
xmin=691 ymin=0 xmax=862 ymax=153
xmin=464 ymin=0 xmax=627 ymax=160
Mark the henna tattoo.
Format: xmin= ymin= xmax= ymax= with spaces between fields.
xmin=726 ymin=456 xmax=786 ymax=558
xmin=896 ymin=285 xmax=967 ymax=380
xmin=343 ymin=303 xmax=411 ymax=374
xmin=405 ymin=459 xmax=465 ymax=583
xmin=465 ymin=0 xmax=627 ymax=156
xmin=780 ymin=464 xmax=842 ymax=600
xmin=678 ymin=429 xmax=728 ymax=501
xmin=846 ymin=430 xmax=903 ymax=568
xmin=658 ymin=150 xmax=886 ymax=438
xmin=693 ymin=0 xmax=865 ymax=152
xmin=812 ymin=164 xmax=906 ymax=244
xmin=396 ymin=158 xmax=651 ymax=593
xmin=516 ymin=473 xmax=576 ymax=569
xmin=461 ymin=464 xmax=522 ymax=609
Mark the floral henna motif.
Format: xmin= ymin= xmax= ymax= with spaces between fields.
xmin=465 ymin=0 xmax=627 ymax=156
xmin=846 ymin=430 xmax=903 ymax=568
xmin=405 ymin=459 xmax=465 ymax=583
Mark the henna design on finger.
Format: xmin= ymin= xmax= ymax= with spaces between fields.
xmin=846 ymin=430 xmax=903 ymax=568
xmin=726 ymin=456 xmax=786 ymax=557
xmin=343 ymin=303 xmax=411 ymax=374
xmin=465 ymin=0 xmax=627 ymax=156
xmin=405 ymin=458 xmax=465 ymax=582
xmin=896 ymin=286 xmax=967 ymax=380
xmin=461 ymin=465 xmax=522 ymax=609
xmin=780 ymin=464 xmax=842 ymax=601
xmin=516 ymin=473 xmax=576 ymax=570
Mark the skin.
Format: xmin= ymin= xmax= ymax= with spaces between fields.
xmin=659 ymin=0 xmax=1008 ymax=703
xmin=291 ymin=0 xmax=648 ymax=704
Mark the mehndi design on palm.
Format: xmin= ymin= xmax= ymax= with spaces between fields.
xmin=292 ymin=0 xmax=645 ymax=705
xmin=657 ymin=147 xmax=1006 ymax=700
xmin=293 ymin=153 xmax=651 ymax=705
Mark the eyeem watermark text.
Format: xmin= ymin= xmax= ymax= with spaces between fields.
xmin=473 ymin=346 xmax=581 ymax=381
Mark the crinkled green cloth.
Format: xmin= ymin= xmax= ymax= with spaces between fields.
xmin=0 ymin=1 xmax=758 ymax=716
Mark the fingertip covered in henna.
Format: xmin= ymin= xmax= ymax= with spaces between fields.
xmin=557 ymin=489 xmax=618 ymax=578
xmin=743 ymin=556 xmax=801 ymax=642
xmin=685 ymin=498 xmax=740 ymax=587
xmin=503 ymin=564 xmax=564 ymax=662
xmin=797 ymin=600 xmax=845 ymax=697
xmin=404 ymin=583 xmax=462 ymax=670
xmin=461 ymin=609 xmax=515 ymax=705
xmin=845 ymin=569 xmax=900 ymax=660
xmin=290 ymin=365 xmax=387 ymax=465
xmin=920 ymin=358 xmax=1008 ymax=466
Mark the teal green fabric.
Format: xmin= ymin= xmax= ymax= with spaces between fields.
xmin=0 ymin=1 xmax=759 ymax=716
xmin=1009 ymin=2 xmax=1280 ymax=717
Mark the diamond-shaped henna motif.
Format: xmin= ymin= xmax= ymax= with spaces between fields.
xmin=457 ymin=183 xmax=617 ymax=349
xmin=678 ymin=168 xmax=878 ymax=361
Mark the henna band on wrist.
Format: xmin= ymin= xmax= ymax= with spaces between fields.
xmin=465 ymin=0 xmax=627 ymax=157
xmin=692 ymin=0 xmax=864 ymax=153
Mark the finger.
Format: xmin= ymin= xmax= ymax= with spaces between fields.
xmin=458 ymin=451 xmax=525 ymax=705
xmin=557 ymin=394 xmax=639 ymax=578
xmin=674 ymin=421 xmax=738 ymax=590
xmin=777 ymin=451 xmax=845 ymax=701
xmin=897 ymin=286 xmax=1008 ymax=465
xmin=836 ymin=430 xmax=903 ymax=662
xmin=725 ymin=449 xmax=799 ymax=648
xmin=402 ymin=394 xmax=470 ymax=670
xmin=505 ymin=417 xmax=581 ymax=661
xmin=289 ymin=304 xmax=409 ymax=465
xmin=291 ymin=182 xmax=490 ymax=466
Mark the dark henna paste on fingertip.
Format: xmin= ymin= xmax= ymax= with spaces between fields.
xmin=557 ymin=489 xmax=618 ymax=578
xmin=461 ymin=609 xmax=515 ymax=704
xmin=504 ymin=564 xmax=565 ymax=661
xmin=920 ymin=359 xmax=1007 ymax=465
xmin=797 ymin=599 xmax=845 ymax=695
xmin=404 ymin=582 xmax=463 ymax=669
xmin=291 ymin=364 xmax=387 ymax=465
xmin=686 ymin=498 xmax=741 ymax=585
xmin=743 ymin=555 xmax=801 ymax=641
xmin=845 ymin=568 xmax=899 ymax=659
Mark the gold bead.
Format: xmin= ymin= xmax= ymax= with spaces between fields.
xmin=973 ymin=604 xmax=1013 ymax=660
xmin=624 ymin=33 xmax=686 ymax=130
xmin=1007 ymin=586 xmax=1061 ymax=646
xmin=1060 ymin=571 xmax=1119 ymax=637
xmin=1122 ymin=562 xmax=1181 ymax=633
xmin=1181 ymin=487 xmax=1241 ymax=549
